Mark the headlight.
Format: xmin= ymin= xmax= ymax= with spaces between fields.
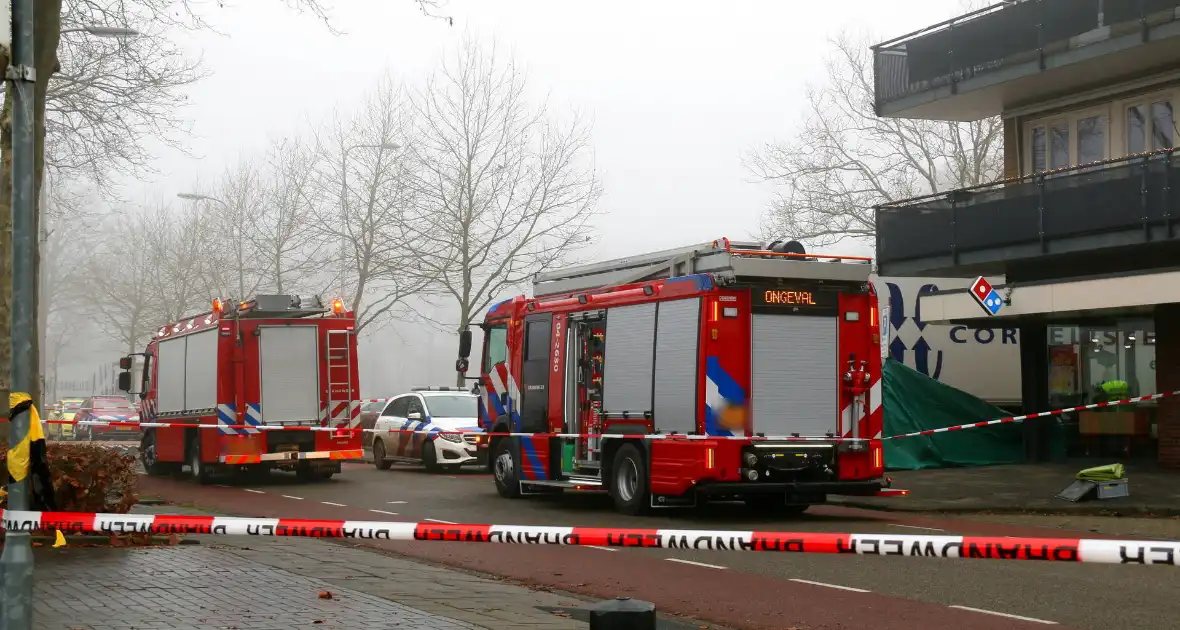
xmin=440 ymin=433 xmax=464 ymax=443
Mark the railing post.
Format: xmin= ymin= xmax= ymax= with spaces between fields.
xmin=947 ymin=21 xmax=957 ymax=94
xmin=1140 ymin=0 xmax=1150 ymax=43
xmin=949 ymin=193 xmax=959 ymax=265
xmin=1037 ymin=173 xmax=1047 ymax=253
xmin=1165 ymin=151 xmax=1174 ymax=239
xmin=1036 ymin=0 xmax=1046 ymax=70
xmin=1141 ymin=155 xmax=1151 ymax=241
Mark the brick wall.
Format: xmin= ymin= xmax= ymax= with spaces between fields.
xmin=1156 ymin=304 xmax=1180 ymax=469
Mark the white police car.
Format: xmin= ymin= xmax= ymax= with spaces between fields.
xmin=371 ymin=387 xmax=487 ymax=473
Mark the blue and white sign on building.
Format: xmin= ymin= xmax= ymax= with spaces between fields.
xmin=969 ymin=276 xmax=1005 ymax=316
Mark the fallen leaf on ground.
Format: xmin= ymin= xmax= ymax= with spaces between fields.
xmin=317 ymin=590 xmax=333 ymax=599
xmin=313 ymin=620 xmax=326 ymax=624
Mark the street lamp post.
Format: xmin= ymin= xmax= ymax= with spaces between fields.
xmin=339 ymin=143 xmax=400 ymax=303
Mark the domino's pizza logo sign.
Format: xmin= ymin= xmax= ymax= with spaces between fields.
xmin=970 ymin=276 xmax=1005 ymax=316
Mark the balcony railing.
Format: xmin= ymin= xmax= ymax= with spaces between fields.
xmin=875 ymin=148 xmax=1180 ymax=266
xmin=873 ymin=0 xmax=1180 ymax=112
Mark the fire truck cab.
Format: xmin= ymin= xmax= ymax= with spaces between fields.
xmin=118 ymin=294 xmax=364 ymax=484
xmin=472 ymin=239 xmax=896 ymax=515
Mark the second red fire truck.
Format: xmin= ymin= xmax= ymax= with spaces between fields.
xmin=118 ymin=294 xmax=364 ymax=483
xmin=466 ymin=239 xmax=902 ymax=515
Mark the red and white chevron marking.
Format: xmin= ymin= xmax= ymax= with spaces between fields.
xmin=42 ymin=388 xmax=1180 ymax=442
xmin=3 ymin=510 xmax=1177 ymax=566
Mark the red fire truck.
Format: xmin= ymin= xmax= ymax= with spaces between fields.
xmin=467 ymin=239 xmax=899 ymax=515
xmin=117 ymin=294 xmax=364 ymax=484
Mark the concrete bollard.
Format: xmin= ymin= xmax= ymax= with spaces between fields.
xmin=589 ymin=597 xmax=657 ymax=630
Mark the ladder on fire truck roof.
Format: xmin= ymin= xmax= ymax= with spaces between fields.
xmin=225 ymin=294 xmax=332 ymax=319
xmin=532 ymin=238 xmax=873 ymax=298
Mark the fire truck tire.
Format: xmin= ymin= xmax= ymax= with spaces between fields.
xmin=609 ymin=444 xmax=650 ymax=516
xmin=491 ymin=438 xmax=521 ymax=499
xmin=372 ymin=440 xmax=393 ymax=470
xmin=140 ymin=430 xmax=179 ymax=477
xmin=188 ymin=440 xmax=215 ymax=485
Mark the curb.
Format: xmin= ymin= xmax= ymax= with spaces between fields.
xmin=832 ymin=499 xmax=1180 ymax=518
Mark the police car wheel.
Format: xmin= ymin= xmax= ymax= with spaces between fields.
xmin=423 ymin=441 xmax=443 ymax=473
xmin=492 ymin=439 xmax=521 ymax=499
xmin=372 ymin=439 xmax=392 ymax=470
xmin=610 ymin=444 xmax=650 ymax=516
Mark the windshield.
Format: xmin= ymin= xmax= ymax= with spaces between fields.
xmin=94 ymin=399 xmax=135 ymax=412
xmin=62 ymin=401 xmax=82 ymax=409
xmin=423 ymin=395 xmax=477 ymax=419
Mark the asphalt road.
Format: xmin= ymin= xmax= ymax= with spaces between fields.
xmin=138 ymin=461 xmax=1180 ymax=630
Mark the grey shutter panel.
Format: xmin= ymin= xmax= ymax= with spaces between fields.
xmin=653 ymin=298 xmax=700 ymax=434
xmin=750 ymin=314 xmax=838 ymax=436
xmin=603 ymin=303 xmax=656 ymax=414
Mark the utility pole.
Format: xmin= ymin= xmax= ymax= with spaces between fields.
xmin=2 ymin=0 xmax=38 ymax=625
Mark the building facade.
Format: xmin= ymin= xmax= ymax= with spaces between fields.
xmin=872 ymin=0 xmax=1180 ymax=467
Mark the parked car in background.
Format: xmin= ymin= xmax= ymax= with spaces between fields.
xmin=371 ymin=387 xmax=486 ymax=473
xmin=74 ymin=396 xmax=140 ymax=441
xmin=357 ymin=400 xmax=388 ymax=448
xmin=47 ymin=398 xmax=84 ymax=440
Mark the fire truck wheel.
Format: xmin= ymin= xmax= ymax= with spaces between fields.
xmin=491 ymin=438 xmax=521 ymax=499
xmin=372 ymin=439 xmax=392 ymax=470
xmin=422 ymin=441 xmax=443 ymax=473
xmin=188 ymin=440 xmax=215 ymax=485
xmin=141 ymin=430 xmax=178 ymax=477
xmin=610 ymin=444 xmax=650 ymax=516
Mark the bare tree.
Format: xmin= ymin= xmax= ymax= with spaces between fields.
xmin=84 ymin=211 xmax=160 ymax=353
xmin=311 ymin=76 xmax=437 ymax=334
xmin=406 ymin=36 xmax=602 ymax=384
xmin=249 ymin=136 xmax=325 ymax=295
xmin=745 ymin=32 xmax=1003 ymax=247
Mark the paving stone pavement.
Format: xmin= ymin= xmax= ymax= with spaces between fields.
xmin=27 ymin=503 xmax=611 ymax=630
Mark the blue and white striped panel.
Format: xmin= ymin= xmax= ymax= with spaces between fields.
xmin=216 ymin=404 xmax=239 ymax=436
xmin=244 ymin=403 xmax=263 ymax=434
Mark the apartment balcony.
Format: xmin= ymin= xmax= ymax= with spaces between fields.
xmin=875 ymin=148 xmax=1180 ymax=277
xmin=874 ymin=0 xmax=1180 ymax=121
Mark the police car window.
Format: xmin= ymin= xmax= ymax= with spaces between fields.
xmin=423 ymin=395 xmax=477 ymax=418
xmin=484 ymin=325 xmax=508 ymax=372
xmin=385 ymin=397 xmax=409 ymax=417
xmin=406 ymin=398 xmax=425 ymax=417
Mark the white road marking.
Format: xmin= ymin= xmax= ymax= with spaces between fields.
xmin=423 ymin=518 xmax=457 ymax=524
xmin=789 ymin=579 xmax=870 ymax=593
xmin=586 ymin=546 xmax=618 ymax=552
xmin=369 ymin=509 xmax=399 ymax=516
xmin=949 ymin=606 xmax=1057 ymax=624
xmin=889 ymin=523 xmax=945 ymax=532
xmin=666 ymin=558 xmax=726 ymax=570
xmin=244 ymin=489 xmax=265 ymax=494
xmin=281 ymin=495 xmax=304 ymax=500
xmin=387 ymin=501 xmax=408 ymax=505
xmin=321 ymin=501 xmax=347 ymax=507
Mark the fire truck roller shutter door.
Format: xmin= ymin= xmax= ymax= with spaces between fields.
xmin=156 ymin=337 xmax=187 ymax=414
xmin=653 ymin=298 xmax=700 ymax=434
xmin=603 ymin=303 xmax=656 ymax=415
xmin=259 ymin=326 xmax=320 ymax=424
xmin=750 ymin=314 xmax=839 ymax=437
xmin=184 ymin=329 xmax=218 ymax=412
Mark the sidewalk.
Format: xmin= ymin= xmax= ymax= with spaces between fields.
xmin=30 ymin=505 xmax=716 ymax=630
xmin=834 ymin=462 xmax=1180 ymax=516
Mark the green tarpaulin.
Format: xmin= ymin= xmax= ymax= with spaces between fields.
xmin=883 ymin=358 xmax=1025 ymax=470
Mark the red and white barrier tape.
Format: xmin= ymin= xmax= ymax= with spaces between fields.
xmin=882 ymin=389 xmax=1180 ymax=440
xmin=43 ymin=389 xmax=1180 ymax=443
xmin=3 ymin=510 xmax=1177 ymax=566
